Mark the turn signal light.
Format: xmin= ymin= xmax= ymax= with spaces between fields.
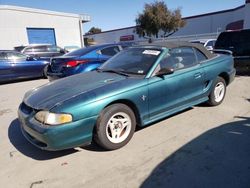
xmin=65 ymin=60 xmax=88 ymax=67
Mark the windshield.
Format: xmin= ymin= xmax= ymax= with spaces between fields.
xmin=99 ymin=47 xmax=162 ymax=75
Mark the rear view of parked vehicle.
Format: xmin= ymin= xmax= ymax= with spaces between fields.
xmin=47 ymin=43 xmax=130 ymax=81
xmin=0 ymin=50 xmax=48 ymax=83
xmin=215 ymin=29 xmax=250 ymax=73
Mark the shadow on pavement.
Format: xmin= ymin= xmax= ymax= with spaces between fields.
xmin=236 ymin=71 xmax=250 ymax=77
xmin=0 ymin=77 xmax=46 ymax=85
xmin=81 ymin=142 xmax=107 ymax=152
xmin=141 ymin=116 xmax=250 ymax=188
xmin=8 ymin=119 xmax=78 ymax=160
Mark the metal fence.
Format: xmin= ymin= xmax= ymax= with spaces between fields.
xmin=162 ymin=32 xmax=220 ymax=42
xmin=132 ymin=32 xmax=220 ymax=43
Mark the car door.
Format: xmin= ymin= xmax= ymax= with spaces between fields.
xmin=6 ymin=52 xmax=45 ymax=78
xmin=147 ymin=47 xmax=205 ymax=120
xmin=0 ymin=52 xmax=14 ymax=81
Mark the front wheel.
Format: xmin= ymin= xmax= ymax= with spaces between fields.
xmin=207 ymin=77 xmax=226 ymax=106
xmin=94 ymin=104 xmax=136 ymax=150
xmin=43 ymin=65 xmax=48 ymax=79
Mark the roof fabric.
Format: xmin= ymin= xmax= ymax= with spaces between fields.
xmin=138 ymin=41 xmax=216 ymax=59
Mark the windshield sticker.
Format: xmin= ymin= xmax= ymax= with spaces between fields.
xmin=138 ymin=70 xmax=144 ymax=74
xmin=142 ymin=50 xmax=161 ymax=56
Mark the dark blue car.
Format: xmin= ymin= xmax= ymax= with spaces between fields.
xmin=0 ymin=51 xmax=48 ymax=83
xmin=47 ymin=43 xmax=130 ymax=81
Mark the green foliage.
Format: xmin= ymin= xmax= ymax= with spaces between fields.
xmin=135 ymin=1 xmax=186 ymax=38
xmin=86 ymin=27 xmax=102 ymax=35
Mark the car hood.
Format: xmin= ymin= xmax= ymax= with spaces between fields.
xmin=24 ymin=71 xmax=128 ymax=110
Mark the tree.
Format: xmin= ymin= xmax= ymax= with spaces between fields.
xmin=86 ymin=27 xmax=102 ymax=35
xmin=135 ymin=1 xmax=186 ymax=38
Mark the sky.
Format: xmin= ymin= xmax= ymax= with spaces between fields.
xmin=0 ymin=0 xmax=245 ymax=33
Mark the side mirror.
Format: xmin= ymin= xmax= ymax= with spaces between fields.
xmin=26 ymin=56 xmax=34 ymax=61
xmin=96 ymin=50 xmax=101 ymax=55
xmin=60 ymin=49 xmax=66 ymax=54
xmin=156 ymin=68 xmax=174 ymax=77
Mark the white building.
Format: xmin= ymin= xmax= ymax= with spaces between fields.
xmin=84 ymin=0 xmax=250 ymax=44
xmin=0 ymin=5 xmax=90 ymax=50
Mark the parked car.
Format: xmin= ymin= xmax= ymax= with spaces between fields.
xmin=21 ymin=44 xmax=66 ymax=59
xmin=0 ymin=50 xmax=48 ymax=83
xmin=47 ymin=43 xmax=130 ymax=81
xmin=214 ymin=29 xmax=250 ymax=72
xmin=64 ymin=45 xmax=80 ymax=53
xmin=18 ymin=42 xmax=235 ymax=151
xmin=190 ymin=39 xmax=217 ymax=51
xmin=14 ymin=45 xmax=27 ymax=52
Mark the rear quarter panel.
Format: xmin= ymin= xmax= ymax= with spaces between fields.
xmin=201 ymin=54 xmax=234 ymax=94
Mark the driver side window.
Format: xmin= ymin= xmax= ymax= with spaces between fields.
xmin=153 ymin=53 xmax=176 ymax=76
xmin=159 ymin=53 xmax=176 ymax=70
xmin=153 ymin=47 xmax=198 ymax=76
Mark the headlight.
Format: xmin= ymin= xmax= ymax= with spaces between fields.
xmin=35 ymin=111 xmax=72 ymax=125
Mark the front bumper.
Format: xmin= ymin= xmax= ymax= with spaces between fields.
xmin=18 ymin=104 xmax=97 ymax=151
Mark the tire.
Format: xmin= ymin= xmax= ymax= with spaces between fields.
xmin=94 ymin=103 xmax=136 ymax=150
xmin=207 ymin=77 xmax=226 ymax=106
xmin=43 ymin=65 xmax=48 ymax=79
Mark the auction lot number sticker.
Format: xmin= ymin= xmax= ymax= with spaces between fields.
xmin=142 ymin=50 xmax=161 ymax=56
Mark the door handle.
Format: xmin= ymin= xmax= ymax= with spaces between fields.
xmin=194 ymin=73 xmax=202 ymax=79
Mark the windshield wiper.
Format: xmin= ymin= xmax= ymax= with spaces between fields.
xmin=97 ymin=68 xmax=129 ymax=77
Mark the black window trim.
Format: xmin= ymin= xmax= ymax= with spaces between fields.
xmin=152 ymin=47 xmax=199 ymax=76
xmin=99 ymin=45 xmax=120 ymax=56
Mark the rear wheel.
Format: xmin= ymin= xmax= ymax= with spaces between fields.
xmin=207 ymin=77 xmax=226 ymax=106
xmin=94 ymin=103 xmax=136 ymax=150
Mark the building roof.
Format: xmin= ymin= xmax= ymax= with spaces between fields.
xmin=0 ymin=5 xmax=90 ymax=22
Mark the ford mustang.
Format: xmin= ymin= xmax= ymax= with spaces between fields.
xmin=18 ymin=42 xmax=235 ymax=151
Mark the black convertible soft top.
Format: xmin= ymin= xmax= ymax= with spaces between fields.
xmin=138 ymin=41 xmax=217 ymax=59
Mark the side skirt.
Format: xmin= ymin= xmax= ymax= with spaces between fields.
xmin=142 ymin=96 xmax=208 ymax=126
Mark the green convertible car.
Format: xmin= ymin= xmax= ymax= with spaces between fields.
xmin=18 ymin=41 xmax=235 ymax=151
